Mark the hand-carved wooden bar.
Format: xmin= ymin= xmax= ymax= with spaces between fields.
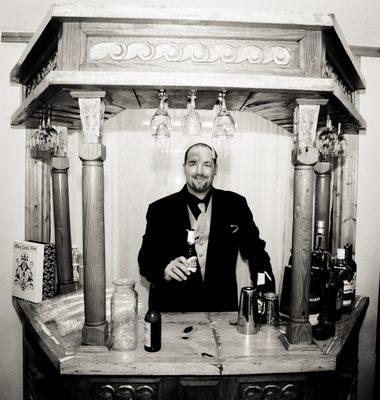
xmin=11 ymin=5 xmax=366 ymax=352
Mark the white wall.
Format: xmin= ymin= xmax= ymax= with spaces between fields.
xmin=1 ymin=2 xmax=379 ymax=399
xmin=0 ymin=40 xmax=25 ymax=399
xmin=356 ymin=57 xmax=380 ymax=400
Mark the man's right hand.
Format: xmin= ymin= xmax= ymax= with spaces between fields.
xmin=164 ymin=257 xmax=191 ymax=281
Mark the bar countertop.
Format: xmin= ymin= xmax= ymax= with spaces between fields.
xmin=13 ymin=296 xmax=368 ymax=377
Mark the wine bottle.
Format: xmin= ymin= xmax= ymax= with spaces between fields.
xmin=144 ymin=308 xmax=161 ymax=352
xmin=344 ymin=243 xmax=357 ymax=303
xmin=313 ymin=255 xmax=336 ymax=340
xmin=309 ymin=235 xmax=323 ymax=332
xmin=335 ymin=248 xmax=354 ymax=313
xmin=333 ymin=249 xmax=345 ymax=319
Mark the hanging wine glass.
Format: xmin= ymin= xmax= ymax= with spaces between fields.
xmin=181 ymin=90 xmax=202 ymax=136
xmin=333 ymin=123 xmax=348 ymax=157
xmin=150 ymin=89 xmax=172 ymax=137
xmin=30 ymin=111 xmax=46 ymax=152
xmin=212 ymin=91 xmax=236 ymax=138
xmin=44 ymin=106 xmax=59 ymax=152
xmin=316 ymin=115 xmax=337 ymax=161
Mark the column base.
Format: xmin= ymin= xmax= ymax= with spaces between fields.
xmin=285 ymin=319 xmax=313 ymax=346
xmin=279 ymin=333 xmax=317 ymax=351
xmin=82 ymin=321 xmax=108 ymax=346
xmin=57 ymin=281 xmax=76 ymax=295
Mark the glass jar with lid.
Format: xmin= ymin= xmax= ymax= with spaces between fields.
xmin=110 ymin=279 xmax=138 ymax=351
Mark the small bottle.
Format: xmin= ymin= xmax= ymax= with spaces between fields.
xmin=335 ymin=248 xmax=354 ymax=313
xmin=144 ymin=308 xmax=161 ymax=352
xmin=186 ymin=229 xmax=198 ymax=273
xmin=344 ymin=243 xmax=357 ymax=302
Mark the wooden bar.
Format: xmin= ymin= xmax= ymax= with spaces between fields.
xmin=13 ymin=296 xmax=369 ymax=399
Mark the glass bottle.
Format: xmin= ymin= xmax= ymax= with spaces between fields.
xmin=110 ymin=279 xmax=138 ymax=351
xmin=313 ymin=255 xmax=336 ymax=340
xmin=144 ymin=308 xmax=161 ymax=352
xmin=333 ymin=249 xmax=345 ymax=319
xmin=335 ymin=247 xmax=354 ymax=313
xmin=186 ymin=229 xmax=198 ymax=273
xmin=309 ymin=235 xmax=323 ymax=332
xmin=344 ymin=243 xmax=357 ymax=302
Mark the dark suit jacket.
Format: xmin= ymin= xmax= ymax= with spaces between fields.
xmin=138 ymin=186 xmax=275 ymax=312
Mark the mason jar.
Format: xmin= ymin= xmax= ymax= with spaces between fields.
xmin=110 ymin=279 xmax=138 ymax=351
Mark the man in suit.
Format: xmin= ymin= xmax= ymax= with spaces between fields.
xmin=138 ymin=143 xmax=275 ymax=312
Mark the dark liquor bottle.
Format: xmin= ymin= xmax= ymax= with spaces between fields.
xmin=335 ymin=248 xmax=354 ymax=313
xmin=144 ymin=308 xmax=161 ymax=352
xmin=344 ymin=243 xmax=357 ymax=302
xmin=313 ymin=255 xmax=336 ymax=340
xmin=309 ymin=235 xmax=323 ymax=332
xmin=333 ymin=249 xmax=345 ymax=320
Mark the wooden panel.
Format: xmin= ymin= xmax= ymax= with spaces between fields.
xmin=25 ymin=130 xmax=51 ymax=242
xmin=300 ymin=30 xmax=325 ymax=78
xmin=57 ymin=22 xmax=87 ymax=71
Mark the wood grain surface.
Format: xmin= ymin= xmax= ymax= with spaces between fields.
xmin=12 ymin=296 xmax=368 ymax=376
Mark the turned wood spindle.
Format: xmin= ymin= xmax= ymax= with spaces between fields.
xmin=284 ymin=99 xmax=328 ymax=347
xmin=71 ymin=91 xmax=108 ymax=346
xmin=52 ymin=155 xmax=76 ymax=294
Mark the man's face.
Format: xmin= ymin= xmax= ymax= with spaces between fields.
xmin=184 ymin=145 xmax=217 ymax=194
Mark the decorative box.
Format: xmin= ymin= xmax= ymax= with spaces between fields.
xmin=12 ymin=240 xmax=56 ymax=303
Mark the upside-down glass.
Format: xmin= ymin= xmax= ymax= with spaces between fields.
xmin=150 ymin=90 xmax=172 ymax=137
xmin=213 ymin=91 xmax=236 ymax=138
xmin=181 ymin=91 xmax=202 ymax=136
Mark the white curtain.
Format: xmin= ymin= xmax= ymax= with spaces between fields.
xmin=66 ymin=108 xmax=294 ymax=312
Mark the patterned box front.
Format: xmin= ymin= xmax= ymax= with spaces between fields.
xmin=13 ymin=241 xmax=56 ymax=303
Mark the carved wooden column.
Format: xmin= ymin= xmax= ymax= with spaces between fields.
xmin=51 ymin=154 xmax=76 ymax=294
xmin=71 ymin=91 xmax=107 ymax=346
xmin=314 ymin=161 xmax=332 ymax=250
xmin=284 ymin=99 xmax=328 ymax=347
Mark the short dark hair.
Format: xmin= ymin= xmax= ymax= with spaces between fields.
xmin=184 ymin=143 xmax=218 ymax=165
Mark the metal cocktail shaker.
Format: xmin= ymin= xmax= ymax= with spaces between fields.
xmin=237 ymin=287 xmax=260 ymax=335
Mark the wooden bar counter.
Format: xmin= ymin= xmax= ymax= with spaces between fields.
xmin=14 ymin=295 xmax=368 ymax=400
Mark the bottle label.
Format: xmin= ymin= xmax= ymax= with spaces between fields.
xmin=186 ymin=256 xmax=197 ymax=272
xmin=343 ymin=299 xmax=352 ymax=307
xmin=144 ymin=322 xmax=151 ymax=348
xmin=309 ymin=313 xmax=319 ymax=326
xmin=343 ymin=279 xmax=353 ymax=294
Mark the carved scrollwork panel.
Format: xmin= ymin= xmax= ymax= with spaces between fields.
xmin=242 ymin=385 xmax=263 ymax=400
xmin=282 ymin=384 xmax=298 ymax=399
xmin=95 ymin=384 xmax=115 ymax=400
xmin=115 ymin=385 xmax=136 ymax=400
xmin=263 ymin=384 xmax=283 ymax=400
xmin=136 ymin=385 xmax=155 ymax=400
xmin=89 ymin=41 xmax=292 ymax=66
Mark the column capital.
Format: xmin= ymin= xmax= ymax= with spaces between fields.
xmin=79 ymin=143 xmax=106 ymax=162
xmin=52 ymin=156 xmax=69 ymax=170
xmin=291 ymin=99 xmax=328 ymax=166
xmin=71 ymin=91 xmax=109 ymax=144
